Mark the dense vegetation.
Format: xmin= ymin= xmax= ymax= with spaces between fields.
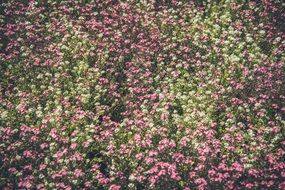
xmin=0 ymin=0 xmax=285 ymax=189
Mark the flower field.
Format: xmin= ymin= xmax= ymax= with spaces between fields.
xmin=0 ymin=0 xmax=285 ymax=189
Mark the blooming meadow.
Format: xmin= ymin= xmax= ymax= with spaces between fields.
xmin=0 ymin=0 xmax=285 ymax=189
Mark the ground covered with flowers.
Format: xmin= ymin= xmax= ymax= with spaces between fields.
xmin=0 ymin=0 xmax=285 ymax=189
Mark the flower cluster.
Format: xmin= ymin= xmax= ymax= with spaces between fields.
xmin=0 ymin=0 xmax=284 ymax=189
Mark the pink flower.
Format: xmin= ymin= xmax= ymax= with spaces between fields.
xmin=40 ymin=143 xmax=48 ymax=149
xmin=18 ymin=179 xmax=32 ymax=189
xmin=85 ymin=181 xmax=92 ymax=188
xmin=70 ymin=143 xmax=77 ymax=149
xmin=39 ymin=164 xmax=47 ymax=171
xmin=8 ymin=167 xmax=17 ymax=174
xmin=49 ymin=128 xmax=58 ymax=139
xmin=172 ymin=153 xmax=185 ymax=163
xmin=109 ymin=184 xmax=121 ymax=190
xmin=194 ymin=178 xmax=207 ymax=187
xmin=74 ymin=169 xmax=84 ymax=177
xmin=23 ymin=150 xmax=34 ymax=158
